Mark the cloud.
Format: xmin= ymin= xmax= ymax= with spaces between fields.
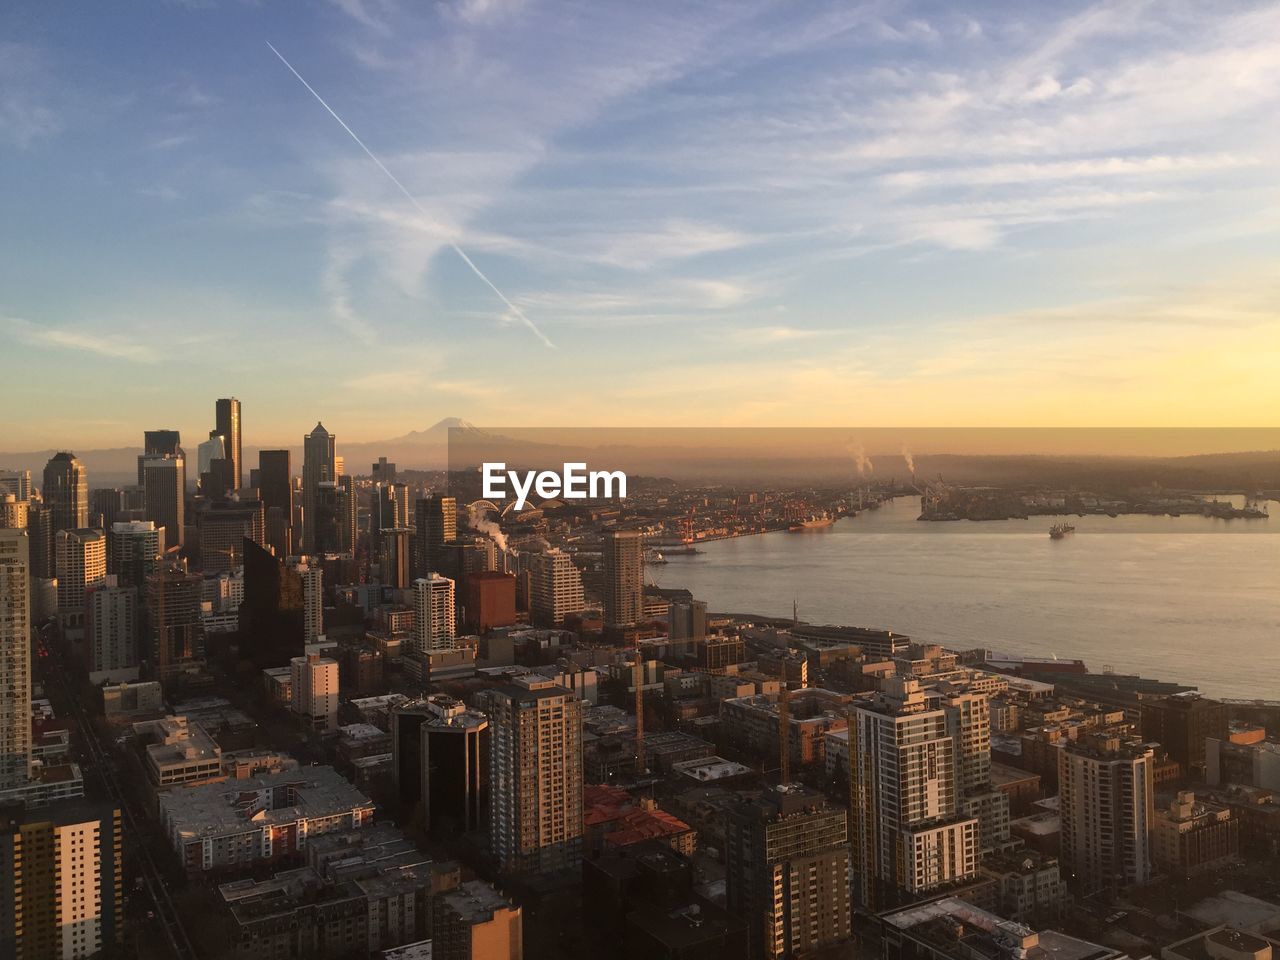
xmin=6 ymin=317 xmax=159 ymax=363
xmin=0 ymin=43 xmax=62 ymax=147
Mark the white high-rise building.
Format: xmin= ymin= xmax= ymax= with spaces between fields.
xmin=292 ymin=559 xmax=323 ymax=643
xmin=413 ymin=574 xmax=456 ymax=652
xmin=1059 ymin=734 xmax=1155 ymax=896
xmin=55 ymin=528 xmax=107 ymax=634
xmin=486 ymin=676 xmax=584 ymax=875
xmin=529 ymin=548 xmax=585 ymax=627
xmin=0 ymin=468 xmax=32 ymax=500
xmin=290 ymin=655 xmax=339 ymax=732
xmin=0 ymin=529 xmax=32 ymax=790
xmin=85 ymin=576 xmax=139 ymax=683
xmin=848 ymin=677 xmax=978 ymax=909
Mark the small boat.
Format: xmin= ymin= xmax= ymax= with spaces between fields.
xmin=644 ymin=549 xmax=668 ymax=564
xmin=1049 ymin=523 xmax=1076 ymax=540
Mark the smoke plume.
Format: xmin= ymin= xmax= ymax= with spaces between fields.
xmin=901 ymin=443 xmax=915 ymax=475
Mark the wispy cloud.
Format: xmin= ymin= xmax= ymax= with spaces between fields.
xmin=6 ymin=317 xmax=159 ymax=363
xmin=0 ymin=43 xmax=62 ymax=147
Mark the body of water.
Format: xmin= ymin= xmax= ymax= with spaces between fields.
xmin=653 ymin=496 xmax=1280 ymax=700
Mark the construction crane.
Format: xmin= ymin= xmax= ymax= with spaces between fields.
xmin=634 ymin=654 xmax=645 ymax=775
xmin=778 ymin=685 xmax=791 ymax=785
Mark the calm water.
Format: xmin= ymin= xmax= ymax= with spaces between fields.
xmin=654 ymin=497 xmax=1280 ymax=699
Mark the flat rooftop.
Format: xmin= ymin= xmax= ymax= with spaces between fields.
xmin=438 ymin=880 xmax=515 ymax=923
xmin=160 ymin=766 xmax=373 ymax=841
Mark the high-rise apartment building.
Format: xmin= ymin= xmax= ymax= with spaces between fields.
xmin=0 ymin=494 xmax=27 ymax=531
xmin=1059 ymin=733 xmax=1155 ymax=896
xmin=725 ymin=783 xmax=852 ymax=960
xmin=461 ymin=571 xmax=517 ymax=634
xmin=290 ymin=654 xmax=339 ymax=732
xmin=42 ymin=453 xmax=88 ymax=535
xmin=0 ymin=530 xmax=31 ymax=791
xmin=529 ymin=548 xmax=585 ymax=627
xmin=942 ymin=689 xmax=1011 ymax=856
xmin=85 ymin=577 xmax=139 ymax=683
xmin=0 ymin=800 xmax=123 ymax=960
xmin=413 ymin=495 xmax=456 ymax=578
xmin=257 ymin=450 xmax=293 ymax=557
xmin=301 ymin=423 xmax=336 ymax=554
xmin=55 ymin=529 xmax=107 ymax=633
xmin=141 ymin=454 xmax=185 ymax=548
xmin=293 ymin=558 xmax=323 ymax=644
xmin=413 ymin=574 xmax=456 ymax=653
xmin=602 ymin=529 xmax=644 ymax=628
xmin=486 ymin=677 xmax=584 ymax=875
xmin=847 ymin=677 xmax=978 ymax=910
xmin=215 ymin=397 xmax=242 ymax=491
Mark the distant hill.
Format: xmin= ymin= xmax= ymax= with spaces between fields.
xmin=3 ymin=421 xmax=1277 ymax=490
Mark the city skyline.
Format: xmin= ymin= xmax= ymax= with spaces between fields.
xmin=4 ymin=1 xmax=1280 ymax=447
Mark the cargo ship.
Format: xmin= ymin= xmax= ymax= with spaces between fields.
xmin=789 ymin=514 xmax=835 ymax=532
xmin=1049 ymin=523 xmax=1076 ymax=539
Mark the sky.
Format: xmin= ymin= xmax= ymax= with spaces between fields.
xmin=2 ymin=0 xmax=1279 ymax=449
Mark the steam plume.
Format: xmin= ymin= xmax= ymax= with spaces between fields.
xmin=901 ymin=443 xmax=915 ymax=475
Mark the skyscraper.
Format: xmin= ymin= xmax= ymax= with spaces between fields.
xmin=486 ymin=677 xmax=584 ymax=876
xmin=0 ymin=529 xmax=31 ymax=791
xmin=239 ymin=538 xmax=306 ymax=667
xmin=529 ymin=548 xmax=585 ymax=627
xmin=413 ymin=574 xmax=456 ymax=653
xmin=302 ymin=423 xmax=336 ymax=554
xmin=139 ymin=429 xmax=183 ymax=490
xmin=725 ymin=784 xmax=852 ymax=960
xmin=312 ymin=479 xmax=356 ymax=556
xmin=847 ymin=677 xmax=978 ymax=910
xmin=107 ymin=520 xmax=163 ymax=589
xmin=141 ymin=454 xmax=185 ymax=548
xmin=380 ymin=528 xmax=413 ymax=590
xmin=0 ymin=800 xmax=123 ymax=960
xmin=25 ymin=501 xmax=56 ymax=580
xmin=193 ymin=497 xmax=264 ymax=573
xmin=215 ymin=397 xmax=242 ymax=491
xmin=42 ymin=452 xmax=88 ymax=535
xmin=0 ymin=469 xmax=32 ymax=501
xmin=1059 ymin=733 xmax=1155 ymax=896
xmin=393 ymin=695 xmax=489 ymax=836
xmin=668 ymin=598 xmax=707 ymax=654
xmin=602 ymin=529 xmax=644 ymax=628
xmin=413 ymin=495 xmax=456 ymax=578
xmin=373 ymin=481 xmax=410 ymax=535
xmin=85 ymin=577 xmax=139 ymax=683
xmin=257 ymin=449 xmax=293 ymax=556
xmin=55 ymin=528 xmax=107 ymax=634
xmin=146 ymin=564 xmax=202 ymax=676
xmin=293 ymin=557 xmax=323 ymax=644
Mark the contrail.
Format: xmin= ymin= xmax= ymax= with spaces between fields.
xmin=266 ymin=41 xmax=555 ymax=349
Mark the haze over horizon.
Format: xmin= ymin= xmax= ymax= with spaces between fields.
xmin=4 ymin=1 xmax=1280 ymax=446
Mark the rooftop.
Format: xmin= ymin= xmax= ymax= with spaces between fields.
xmin=437 ymin=879 xmax=517 ymax=923
xmin=159 ymin=766 xmax=373 ymax=841
xmin=671 ymin=756 xmax=752 ymax=782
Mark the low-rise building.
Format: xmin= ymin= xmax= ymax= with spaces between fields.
xmin=1153 ymin=791 xmax=1239 ymax=877
xmin=431 ymin=880 xmax=523 ymax=960
xmin=159 ymin=766 xmax=374 ymax=876
xmin=134 ymin=716 xmax=223 ymax=788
